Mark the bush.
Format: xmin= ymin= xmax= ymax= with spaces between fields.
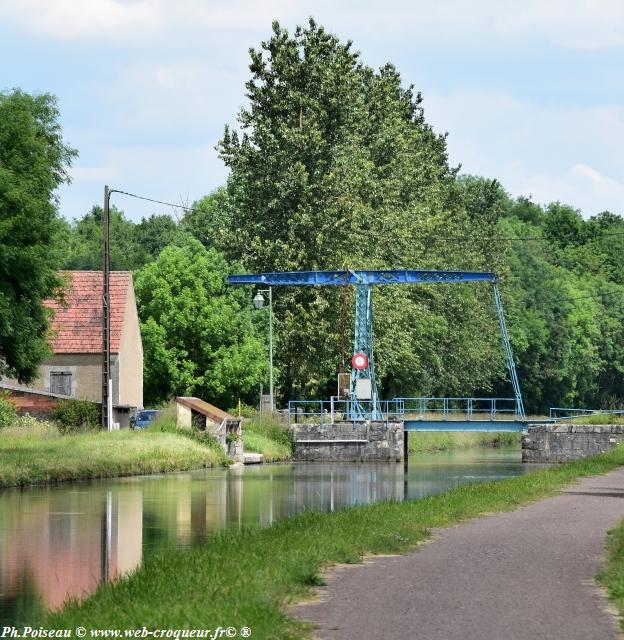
xmin=0 ymin=393 xmax=17 ymax=428
xmin=52 ymin=400 xmax=100 ymax=433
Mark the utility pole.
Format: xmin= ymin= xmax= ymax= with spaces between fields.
xmin=253 ymin=288 xmax=274 ymax=413
xmin=102 ymin=185 xmax=111 ymax=431
xmin=268 ymin=286 xmax=273 ymax=412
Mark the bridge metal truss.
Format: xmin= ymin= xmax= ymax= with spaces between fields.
xmin=228 ymin=270 xmax=524 ymax=420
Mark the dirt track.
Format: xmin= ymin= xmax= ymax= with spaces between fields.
xmin=295 ymin=468 xmax=624 ymax=640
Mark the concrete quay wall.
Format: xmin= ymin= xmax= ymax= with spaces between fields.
xmin=522 ymin=423 xmax=624 ymax=463
xmin=291 ymin=421 xmax=404 ymax=462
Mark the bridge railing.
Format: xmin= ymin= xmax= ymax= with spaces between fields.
xmin=287 ymin=399 xmax=393 ymax=428
xmin=288 ymin=397 xmax=522 ymax=427
xmin=393 ymin=397 xmax=521 ymax=421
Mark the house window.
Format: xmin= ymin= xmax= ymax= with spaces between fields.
xmin=50 ymin=372 xmax=72 ymax=396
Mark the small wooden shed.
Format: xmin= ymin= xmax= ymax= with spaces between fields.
xmin=175 ymin=397 xmax=243 ymax=463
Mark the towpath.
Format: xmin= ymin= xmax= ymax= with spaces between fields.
xmin=295 ymin=467 xmax=624 ymax=640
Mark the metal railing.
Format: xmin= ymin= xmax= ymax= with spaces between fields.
xmin=393 ymin=397 xmax=520 ymax=421
xmin=288 ymin=397 xmax=522 ymax=426
xmin=288 ymin=399 xmax=393 ymax=428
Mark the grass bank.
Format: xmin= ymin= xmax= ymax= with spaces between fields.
xmin=0 ymin=421 xmax=228 ymax=488
xmin=45 ymin=446 xmax=624 ymax=635
xmin=242 ymin=412 xmax=293 ymax=462
xmin=598 ymin=519 xmax=624 ymax=631
xmin=571 ymin=412 xmax=624 ymax=425
xmin=408 ymin=431 xmax=520 ymax=453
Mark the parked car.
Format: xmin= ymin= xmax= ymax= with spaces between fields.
xmin=131 ymin=409 xmax=163 ymax=430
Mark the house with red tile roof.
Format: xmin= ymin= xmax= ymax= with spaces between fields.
xmin=1 ymin=271 xmax=143 ymax=427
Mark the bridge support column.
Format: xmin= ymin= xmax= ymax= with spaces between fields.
xmin=403 ymin=430 xmax=409 ymax=472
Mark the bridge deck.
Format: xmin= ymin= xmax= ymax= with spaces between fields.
xmin=404 ymin=419 xmax=532 ymax=432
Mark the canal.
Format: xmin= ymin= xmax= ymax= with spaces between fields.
xmin=1 ymin=447 xmax=528 ymax=623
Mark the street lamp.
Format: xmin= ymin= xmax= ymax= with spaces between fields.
xmin=253 ymin=287 xmax=273 ymax=413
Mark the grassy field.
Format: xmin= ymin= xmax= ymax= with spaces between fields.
xmin=44 ymin=445 xmax=624 ymax=635
xmin=0 ymin=421 xmax=229 ymax=487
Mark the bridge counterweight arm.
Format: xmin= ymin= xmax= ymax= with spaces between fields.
xmin=227 ymin=270 xmax=497 ymax=287
xmin=227 ymin=268 xmax=524 ymax=423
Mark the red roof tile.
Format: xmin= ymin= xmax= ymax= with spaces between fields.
xmin=45 ymin=271 xmax=132 ymax=354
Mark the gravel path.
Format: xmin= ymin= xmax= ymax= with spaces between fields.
xmin=295 ymin=468 xmax=624 ymax=640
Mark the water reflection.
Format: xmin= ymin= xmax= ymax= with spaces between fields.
xmin=0 ymin=448 xmax=524 ymax=623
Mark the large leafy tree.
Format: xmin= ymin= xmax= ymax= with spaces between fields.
xmin=61 ymin=206 xmax=181 ymax=271
xmin=488 ymin=191 xmax=624 ymax=413
xmin=0 ymin=89 xmax=77 ymax=381
xmin=134 ymin=238 xmax=265 ymax=407
xmin=215 ymin=20 xmax=509 ymax=401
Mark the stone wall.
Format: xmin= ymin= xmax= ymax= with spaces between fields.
xmin=291 ymin=421 xmax=404 ymax=462
xmin=522 ymin=423 xmax=624 ymax=463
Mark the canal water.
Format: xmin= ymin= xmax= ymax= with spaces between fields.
xmin=1 ymin=448 xmax=528 ymax=623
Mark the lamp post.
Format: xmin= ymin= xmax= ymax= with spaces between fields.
xmin=253 ymin=287 xmax=273 ymax=413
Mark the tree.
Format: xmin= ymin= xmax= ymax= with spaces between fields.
xmin=134 ymin=214 xmax=180 ymax=262
xmin=61 ymin=206 xmax=181 ymax=271
xmin=134 ymin=238 xmax=265 ymax=407
xmin=62 ymin=205 xmax=137 ymax=270
xmin=182 ymin=187 xmax=233 ymax=252
xmin=216 ymin=20 xmax=508 ymax=401
xmin=0 ymin=89 xmax=77 ymax=382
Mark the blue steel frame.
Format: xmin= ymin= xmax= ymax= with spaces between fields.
xmin=227 ymin=270 xmax=525 ymax=420
xmin=351 ymin=282 xmax=381 ymax=419
xmin=287 ymin=397 xmax=530 ymax=432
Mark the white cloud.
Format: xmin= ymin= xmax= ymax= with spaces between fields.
xmin=102 ymin=58 xmax=248 ymax=136
xmin=511 ymin=165 xmax=624 ymax=216
xmin=0 ymin=0 xmax=166 ymax=42
xmin=425 ymin=89 xmax=624 ymax=215
xmin=1 ymin=0 xmax=622 ymax=50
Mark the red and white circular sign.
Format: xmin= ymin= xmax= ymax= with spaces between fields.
xmin=352 ymin=353 xmax=369 ymax=370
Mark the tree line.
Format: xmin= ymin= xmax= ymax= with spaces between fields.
xmin=2 ymin=19 xmax=623 ymax=414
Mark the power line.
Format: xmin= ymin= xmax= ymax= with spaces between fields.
xmin=400 ymin=229 xmax=624 ymax=244
xmin=110 ymin=188 xmax=206 ymax=215
xmin=111 ymin=188 xmax=624 ymax=244
xmin=111 ymin=187 xmax=624 ymax=313
xmin=535 ymin=289 xmax=624 ymax=306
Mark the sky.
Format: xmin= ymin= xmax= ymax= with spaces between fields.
xmin=0 ymin=0 xmax=622 ymax=222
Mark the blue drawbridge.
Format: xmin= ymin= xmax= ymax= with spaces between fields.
xmin=228 ymin=269 xmax=527 ymax=431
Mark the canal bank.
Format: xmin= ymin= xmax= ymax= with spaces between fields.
xmin=37 ymin=447 xmax=624 ymax=635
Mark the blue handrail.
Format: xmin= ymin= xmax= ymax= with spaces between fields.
xmin=288 ymin=397 xmax=522 ymax=427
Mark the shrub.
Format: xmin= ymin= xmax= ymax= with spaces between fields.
xmin=0 ymin=392 xmax=17 ymax=428
xmin=52 ymin=400 xmax=100 ymax=433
